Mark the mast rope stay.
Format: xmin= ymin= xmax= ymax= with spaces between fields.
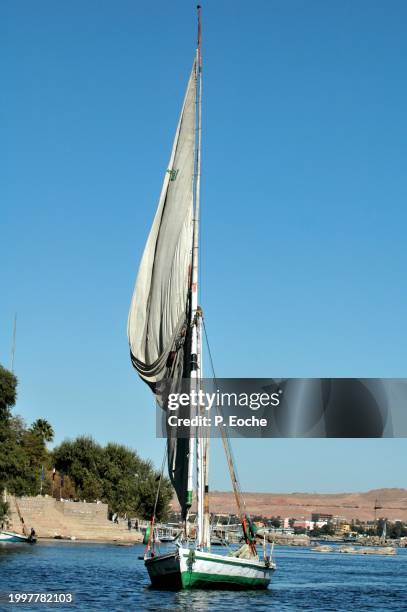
xmin=202 ymin=319 xmax=258 ymax=553
xmin=144 ymin=445 xmax=168 ymax=554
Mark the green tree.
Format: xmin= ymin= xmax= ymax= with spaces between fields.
xmin=0 ymin=499 xmax=9 ymax=523
xmin=320 ymin=523 xmax=335 ymax=536
xmin=1 ymin=416 xmax=49 ymax=496
xmin=0 ymin=364 xmax=52 ymax=496
xmin=52 ymin=437 xmax=173 ymax=519
xmin=0 ymin=365 xmax=17 ymax=421
xmin=52 ymin=436 xmax=105 ymax=499
xmin=391 ymin=522 xmax=407 ymax=538
xmin=0 ymin=364 xmax=173 ymax=518
xmin=31 ymin=419 xmax=54 ymax=443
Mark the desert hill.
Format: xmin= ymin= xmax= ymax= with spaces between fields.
xmin=172 ymin=488 xmax=407 ymax=522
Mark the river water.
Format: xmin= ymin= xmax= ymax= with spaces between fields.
xmin=0 ymin=542 xmax=406 ymax=611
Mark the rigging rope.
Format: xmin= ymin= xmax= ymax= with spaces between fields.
xmin=202 ymin=319 xmax=257 ymax=552
xmin=145 ymin=444 xmax=168 ymax=555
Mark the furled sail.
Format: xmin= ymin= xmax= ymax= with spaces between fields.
xmin=128 ymin=59 xmax=197 ymax=516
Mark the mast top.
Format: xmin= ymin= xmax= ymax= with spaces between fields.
xmin=197 ymin=5 xmax=202 ymax=68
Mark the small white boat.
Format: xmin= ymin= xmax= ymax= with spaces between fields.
xmin=155 ymin=526 xmax=180 ymax=543
xmin=0 ymin=530 xmax=36 ymax=544
xmin=159 ymin=535 xmax=176 ymax=543
xmin=1 ymin=491 xmax=37 ymax=544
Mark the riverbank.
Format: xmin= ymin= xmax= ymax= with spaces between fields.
xmin=37 ymin=537 xmax=139 ymax=545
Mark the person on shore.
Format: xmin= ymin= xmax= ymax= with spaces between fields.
xmin=128 ymin=518 xmax=132 ymax=531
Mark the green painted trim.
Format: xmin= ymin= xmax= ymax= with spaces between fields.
xmin=182 ymin=553 xmax=270 ymax=571
xmin=167 ymin=168 xmax=179 ymax=181
xmin=143 ymin=526 xmax=151 ymax=545
xmin=181 ymin=570 xmax=269 ymax=589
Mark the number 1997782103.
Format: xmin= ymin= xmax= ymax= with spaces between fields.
xmin=1 ymin=592 xmax=74 ymax=605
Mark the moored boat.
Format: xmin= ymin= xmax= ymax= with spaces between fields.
xmin=145 ymin=544 xmax=273 ymax=590
xmin=339 ymin=545 xmax=396 ymax=556
xmin=1 ymin=491 xmax=37 ymax=544
xmin=0 ymin=530 xmax=36 ymax=544
xmin=159 ymin=535 xmax=176 ymax=543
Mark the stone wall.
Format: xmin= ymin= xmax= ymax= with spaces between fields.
xmin=56 ymin=499 xmax=108 ymax=519
xmin=7 ymin=495 xmax=141 ymax=542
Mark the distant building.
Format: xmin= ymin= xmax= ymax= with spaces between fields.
xmin=269 ymin=527 xmax=294 ymax=535
xmin=359 ymin=521 xmax=376 ymax=530
xmin=312 ymin=513 xmax=333 ymax=523
xmin=332 ymin=515 xmax=347 ymax=526
xmin=294 ymin=520 xmax=314 ymax=531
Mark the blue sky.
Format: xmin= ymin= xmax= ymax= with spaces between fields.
xmin=2 ymin=1 xmax=406 ymax=493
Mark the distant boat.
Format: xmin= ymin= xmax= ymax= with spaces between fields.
xmin=159 ymin=535 xmax=176 ymax=543
xmin=155 ymin=525 xmax=180 ymax=543
xmin=210 ymin=535 xmax=227 ymax=546
xmin=0 ymin=530 xmax=36 ymax=544
xmin=381 ymin=520 xmax=387 ymax=543
xmin=339 ymin=545 xmax=396 ymax=556
xmin=127 ymin=6 xmax=276 ymax=590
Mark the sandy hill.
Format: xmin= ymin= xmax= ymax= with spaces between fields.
xmin=172 ymin=488 xmax=407 ymax=522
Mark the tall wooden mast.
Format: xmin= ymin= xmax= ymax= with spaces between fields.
xmin=190 ymin=5 xmax=209 ymax=549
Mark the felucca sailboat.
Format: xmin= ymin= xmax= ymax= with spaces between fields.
xmin=128 ymin=6 xmax=275 ymax=589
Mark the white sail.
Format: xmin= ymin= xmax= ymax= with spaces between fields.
xmin=128 ymin=62 xmax=196 ymax=389
xmin=128 ymin=60 xmax=197 ymax=517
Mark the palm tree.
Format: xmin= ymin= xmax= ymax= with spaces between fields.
xmin=31 ymin=419 xmax=54 ymax=442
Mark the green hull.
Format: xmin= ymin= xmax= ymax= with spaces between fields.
xmin=181 ymin=570 xmax=269 ymax=590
